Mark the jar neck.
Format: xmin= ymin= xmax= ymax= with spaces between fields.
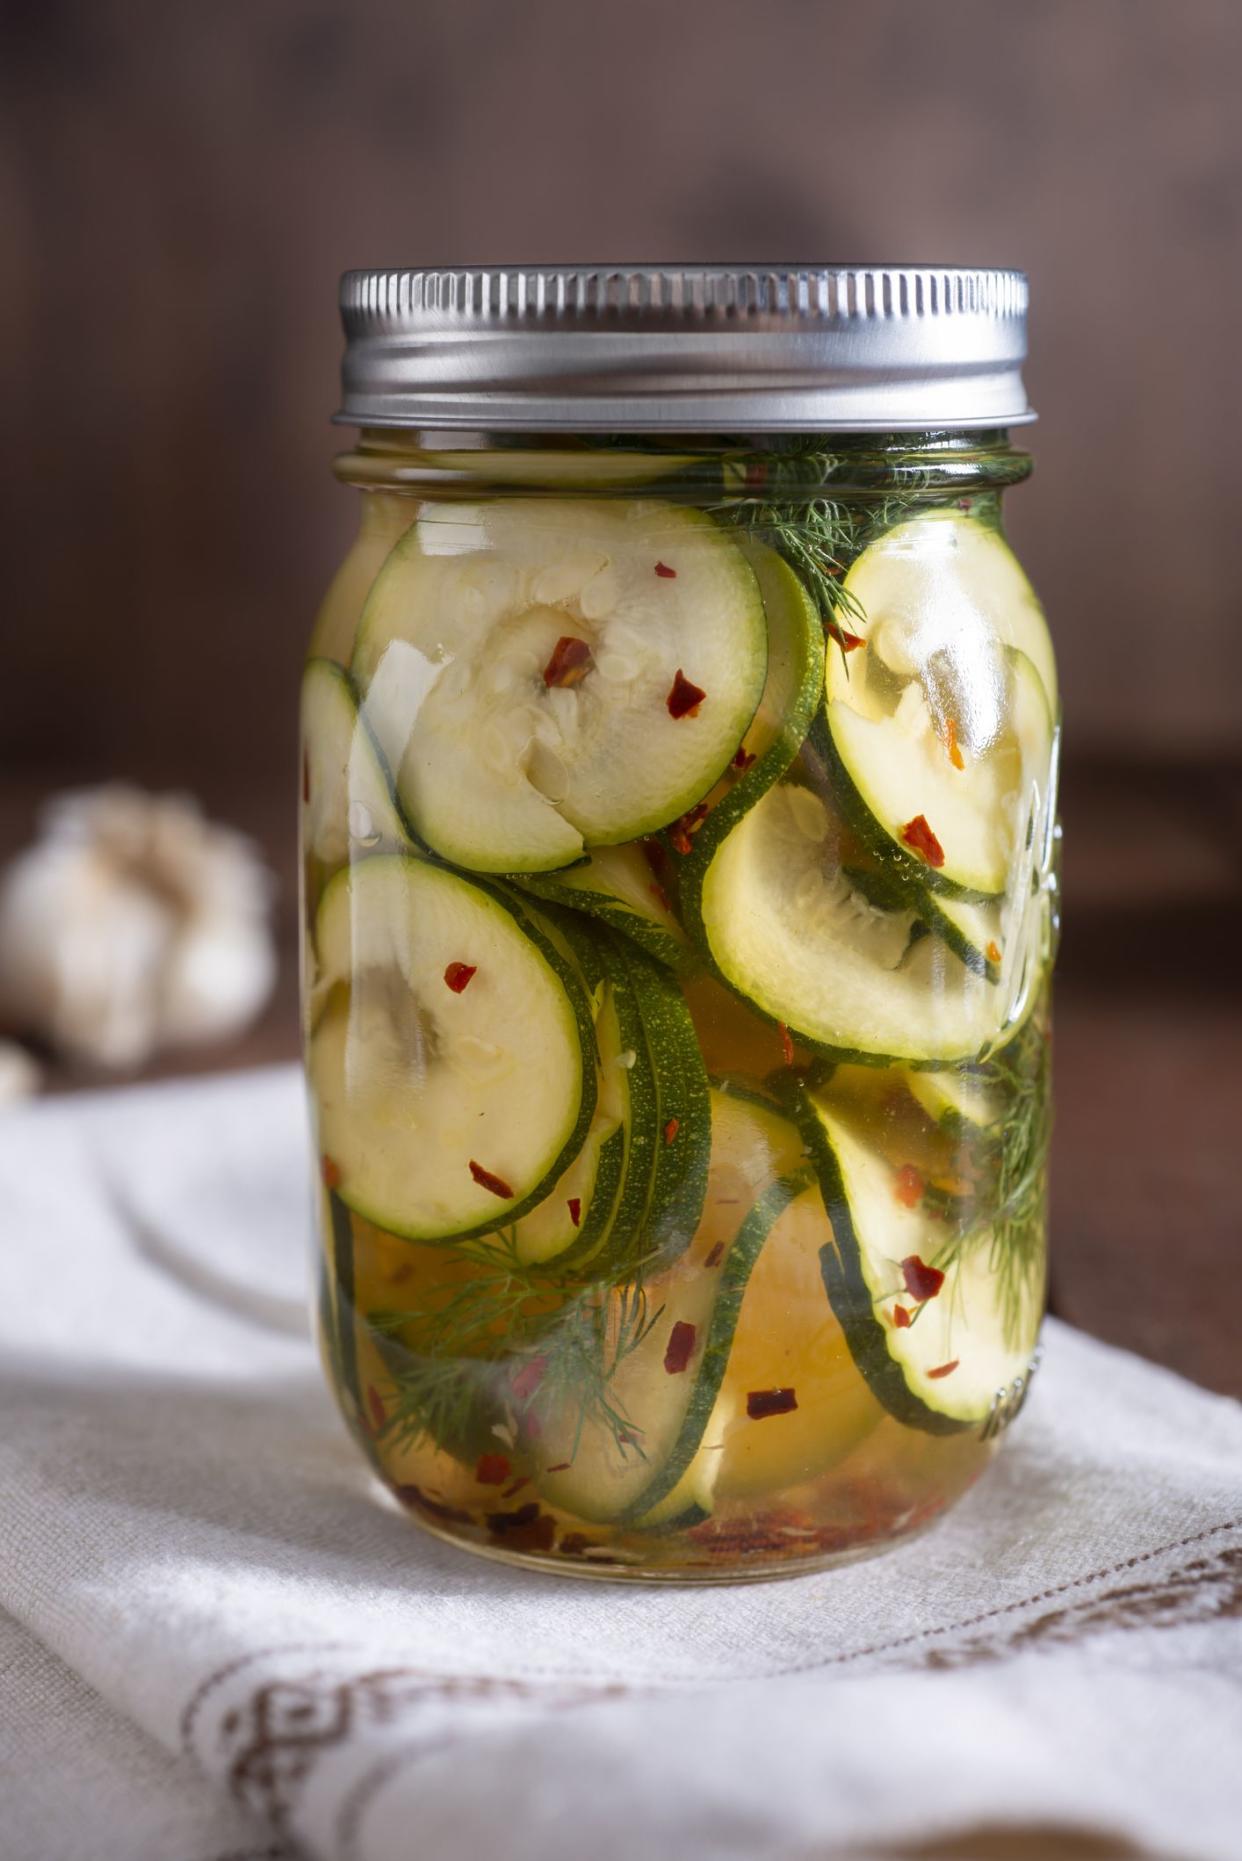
xmin=333 ymin=427 xmax=1031 ymax=501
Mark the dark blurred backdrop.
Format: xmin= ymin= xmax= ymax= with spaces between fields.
xmin=2 ymin=0 xmax=1239 ymax=1391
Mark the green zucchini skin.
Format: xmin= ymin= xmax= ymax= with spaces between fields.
xmin=512 ymin=851 xmax=692 ymax=976
xmin=500 ymin=903 xmax=648 ymax=1274
xmin=617 ymin=1169 xmax=815 ymax=1522
xmin=605 ymin=933 xmax=711 ymax=1268
xmin=575 ymin=932 xmax=666 ymax=1273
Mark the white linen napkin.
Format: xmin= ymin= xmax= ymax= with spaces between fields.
xmin=0 ymin=1066 xmax=1238 ymax=1861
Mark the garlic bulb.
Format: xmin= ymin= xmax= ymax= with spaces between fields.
xmin=0 ymin=1041 xmax=41 ymax=1105
xmin=0 ymin=786 xmax=276 ymax=1069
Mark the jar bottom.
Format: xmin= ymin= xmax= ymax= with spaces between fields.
xmin=372 ymin=1459 xmax=990 ymax=1585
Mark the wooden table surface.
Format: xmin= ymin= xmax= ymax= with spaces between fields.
xmin=3 ymin=758 xmax=1238 ymax=1400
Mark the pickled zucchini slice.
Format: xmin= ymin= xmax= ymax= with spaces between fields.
xmin=675 ymin=539 xmax=825 ymax=929
xmin=604 ymin=932 xmax=711 ymax=1266
xmin=310 ymin=856 xmax=595 ymax=1241
xmin=536 ymin=1090 xmax=811 ymax=1524
xmin=838 ymin=506 xmax=1056 ymax=710
xmin=699 ymin=780 xmax=1032 ymax=1066
xmin=799 ymin=1089 xmax=1044 ymax=1432
xmin=514 ymin=842 xmax=691 ymax=972
xmin=352 ymin=499 xmax=768 ymax=872
xmin=300 ymin=658 xmax=410 ymax=870
xmin=902 ymin=1066 xmax=998 ymax=1137
xmin=506 ymin=968 xmax=629 ymax=1268
xmin=825 ymin=642 xmax=1054 ymax=900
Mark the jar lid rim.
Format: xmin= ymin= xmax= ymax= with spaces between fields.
xmin=336 ymin=265 xmax=1034 ymax=433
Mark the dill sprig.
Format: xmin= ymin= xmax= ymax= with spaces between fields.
xmin=708 ymin=446 xmax=934 ymax=669
xmin=364 ymin=1229 xmax=662 ymax=1464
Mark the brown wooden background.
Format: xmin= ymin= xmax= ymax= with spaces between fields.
xmin=2 ymin=0 xmax=1239 ymax=1395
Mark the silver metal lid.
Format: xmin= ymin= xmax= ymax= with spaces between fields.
xmin=337 ymin=265 xmax=1033 ymax=433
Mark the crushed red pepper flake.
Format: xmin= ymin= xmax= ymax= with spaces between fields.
xmin=732 ymin=745 xmax=756 ymax=772
xmin=366 ymin=1385 xmax=387 ymax=1433
xmin=475 ymin=1452 xmax=511 ymax=1486
xmin=542 ymin=634 xmax=594 ymax=688
xmin=469 ymin=1159 xmax=514 ymax=1200
xmin=567 ymin=1197 xmax=582 ymax=1227
xmin=901 ymin=1253 xmax=945 ymax=1301
xmin=320 ymin=1155 xmax=342 ymax=1191
xmin=663 ymin=1117 xmax=680 ymax=1146
xmin=779 ymin=1022 xmax=796 ymax=1067
xmin=895 ymin=1163 xmax=924 ymax=1209
xmin=511 ymin=1356 xmax=547 ymax=1402
xmin=501 ymin=1476 xmax=530 ymax=1499
xmin=829 ymin=624 xmax=866 ymax=652
xmin=747 ymin=1387 xmax=798 ymax=1421
xmin=900 ymin=814 xmax=946 ymax=869
xmin=666 ymin=669 xmax=706 ymax=719
xmin=545 ymin=1461 xmax=572 ymax=1473
xmin=944 ymin=717 xmax=965 ymax=770
xmin=641 ymin=838 xmax=669 ymax=879
xmin=649 ymin=880 xmax=673 ymax=911
xmin=986 ymin=939 xmax=1002 ymax=964
xmin=892 ymin=1304 xmax=912 ymax=1329
xmin=927 ymin=1359 xmax=960 ymax=1380
xmin=443 ymin=961 xmax=477 ymax=993
xmin=654 ymin=560 xmax=678 ymax=579
xmin=663 ymin=1320 xmax=697 ymax=1375
xmin=704 ymin=1240 xmax=725 ymax=1269
xmin=669 ymin=801 xmax=710 ymax=855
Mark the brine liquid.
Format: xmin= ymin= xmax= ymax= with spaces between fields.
xmin=303 ymin=458 xmax=1052 ymax=1581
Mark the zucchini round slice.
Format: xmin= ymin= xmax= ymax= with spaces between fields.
xmin=837 ymin=507 xmax=1056 ymax=713
xmin=825 ymin=642 xmax=1054 ymax=901
xmin=310 ymin=856 xmax=594 ymax=1241
xmin=300 ymin=658 xmax=410 ymax=871
xmin=536 ymin=1089 xmax=811 ymax=1525
xmin=351 ymin=499 xmax=768 ymax=872
xmin=604 ymin=933 xmax=712 ymax=1267
xmin=798 ymin=1089 xmax=1044 ymax=1433
xmin=699 ymin=780 xmax=1027 ymax=1066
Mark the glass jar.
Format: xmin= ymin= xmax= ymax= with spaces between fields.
xmin=302 ymin=268 xmax=1058 ymax=1581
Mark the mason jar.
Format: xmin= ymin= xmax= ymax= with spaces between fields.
xmin=301 ymin=266 xmax=1057 ymax=1581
